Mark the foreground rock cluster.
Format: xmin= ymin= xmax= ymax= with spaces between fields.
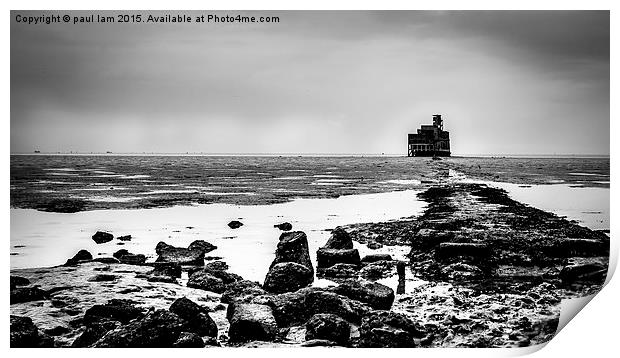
xmin=10 ymin=183 xmax=609 ymax=348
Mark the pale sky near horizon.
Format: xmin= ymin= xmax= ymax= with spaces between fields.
xmin=11 ymin=11 xmax=609 ymax=155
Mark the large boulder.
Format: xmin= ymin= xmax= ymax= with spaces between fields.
xmin=262 ymin=287 xmax=371 ymax=327
xmin=269 ymin=231 xmax=314 ymax=274
xmin=305 ymin=313 xmax=351 ymax=346
xmin=227 ymin=303 xmax=278 ymax=342
xmin=359 ymin=311 xmax=421 ymax=348
xmin=10 ymin=315 xmax=54 ymax=347
xmin=187 ymin=271 xmax=225 ymax=293
xmin=169 ymin=297 xmax=218 ymax=337
xmin=155 ymin=241 xmax=205 ymax=266
xmin=83 ymin=299 xmax=145 ymax=325
xmin=264 ymin=262 xmax=313 ymax=293
xmin=92 ymin=231 xmax=114 ymax=244
xmin=330 ymin=280 xmax=395 ymax=310
xmin=324 ymin=227 xmax=353 ymax=249
xmin=316 ymin=248 xmax=361 ymax=268
xmin=10 ymin=286 xmax=48 ymax=304
xmin=93 ymin=309 xmax=187 ymax=347
xmin=221 ymin=280 xmax=267 ymax=304
xmin=65 ymin=249 xmax=93 ymax=265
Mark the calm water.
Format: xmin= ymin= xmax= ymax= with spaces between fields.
xmin=10 ymin=155 xmax=610 ymax=211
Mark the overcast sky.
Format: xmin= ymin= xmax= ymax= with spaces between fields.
xmin=11 ymin=11 xmax=609 ymax=155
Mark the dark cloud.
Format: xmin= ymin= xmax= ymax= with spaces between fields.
xmin=11 ymin=11 xmax=609 ymax=155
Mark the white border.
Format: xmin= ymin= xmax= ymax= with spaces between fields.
xmin=3 ymin=1 xmax=616 ymax=357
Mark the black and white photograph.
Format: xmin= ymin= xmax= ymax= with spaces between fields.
xmin=8 ymin=6 xmax=613 ymax=352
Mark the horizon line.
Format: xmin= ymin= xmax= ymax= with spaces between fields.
xmin=9 ymin=151 xmax=611 ymax=158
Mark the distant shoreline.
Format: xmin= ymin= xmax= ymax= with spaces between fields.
xmin=10 ymin=153 xmax=611 ymax=159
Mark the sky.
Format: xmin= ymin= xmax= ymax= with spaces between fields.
xmin=10 ymin=11 xmax=609 ymax=155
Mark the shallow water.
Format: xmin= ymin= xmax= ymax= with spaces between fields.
xmin=484 ymin=182 xmax=608 ymax=231
xmin=10 ymin=190 xmax=425 ymax=287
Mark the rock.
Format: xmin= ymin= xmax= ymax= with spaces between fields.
xmin=72 ymin=322 xmax=117 ymax=347
xmin=227 ymin=303 xmax=278 ymax=342
xmin=150 ymin=262 xmax=182 ymax=278
xmin=324 ymin=227 xmax=354 ymax=249
xmin=435 ymin=242 xmax=490 ymax=261
xmin=92 ymin=231 xmax=114 ymax=244
xmin=119 ymin=254 xmax=146 ymax=265
xmin=316 ymin=248 xmax=361 ymax=268
xmin=559 ymin=261 xmax=607 ymax=285
xmin=359 ymin=311 xmax=421 ymax=348
xmin=317 ymin=263 xmax=359 ymax=278
xmin=113 ymin=249 xmax=130 ymax=259
xmin=361 ymin=254 xmax=393 ymax=263
xmin=204 ymin=268 xmax=243 ymax=285
xmin=83 ymin=299 xmax=145 ymax=325
xmin=221 ymin=280 xmax=267 ymax=304
xmin=366 ymin=242 xmax=383 ymax=250
xmin=65 ymin=249 xmax=93 ymax=265
xmin=263 ymin=287 xmax=371 ymax=327
xmin=10 ymin=286 xmax=48 ymax=304
xmin=204 ymin=260 xmax=229 ymax=271
xmin=330 ymin=279 xmax=395 ymax=310
xmin=187 ymin=239 xmax=217 ymax=254
xmin=44 ymin=325 xmax=71 ymax=336
xmin=169 ymin=297 xmax=218 ymax=337
xmin=270 ymin=231 xmax=314 ymax=274
xmin=359 ymin=261 xmax=395 ymax=279
xmin=305 ymin=313 xmax=351 ymax=346
xmin=441 ymin=263 xmax=483 ymax=280
xmin=228 ymin=220 xmax=244 ymax=229
xmin=264 ymin=262 xmax=313 ymax=293
xmin=88 ymin=274 xmax=118 ymax=282
xmin=155 ymin=241 xmax=205 ymax=266
xmin=173 ymin=332 xmax=204 ymax=347
xmin=274 ymin=222 xmax=293 ymax=231
xmin=117 ymin=235 xmax=132 ymax=241
xmin=92 ymin=257 xmax=121 ymax=264
xmin=10 ymin=315 xmax=53 ymax=347
xmin=10 ymin=275 xmax=30 ymax=288
xmin=187 ymin=271 xmax=225 ymax=293
xmin=93 ymin=309 xmax=187 ymax=347
xmin=113 ymin=249 xmax=146 ymax=265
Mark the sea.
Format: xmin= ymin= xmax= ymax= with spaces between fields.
xmin=10 ymin=155 xmax=610 ymax=283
